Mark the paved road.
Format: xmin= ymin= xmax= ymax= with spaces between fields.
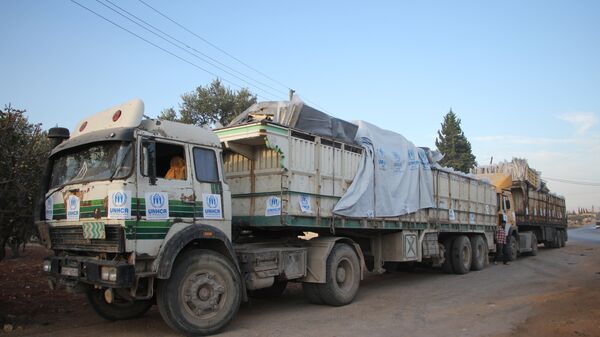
xmin=567 ymin=224 xmax=600 ymax=245
xmin=14 ymin=228 xmax=600 ymax=337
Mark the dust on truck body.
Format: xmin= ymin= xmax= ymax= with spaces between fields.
xmin=473 ymin=159 xmax=567 ymax=260
xmin=38 ymin=98 xmax=498 ymax=336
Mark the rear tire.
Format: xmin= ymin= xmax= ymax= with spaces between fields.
xmin=507 ymin=235 xmax=518 ymax=261
xmin=559 ymin=231 xmax=566 ymax=247
xmin=317 ymin=243 xmax=360 ymax=306
xmin=470 ymin=235 xmax=488 ymax=271
xmin=86 ymin=288 xmax=153 ymax=321
xmin=548 ymin=231 xmax=560 ymax=249
xmin=441 ymin=236 xmax=455 ymax=274
xmin=157 ymin=249 xmax=241 ymax=336
xmin=451 ymin=235 xmax=472 ymax=274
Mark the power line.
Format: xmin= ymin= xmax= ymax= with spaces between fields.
xmin=135 ymin=0 xmax=331 ymax=113
xmin=543 ymin=177 xmax=600 ymax=187
xmin=69 ymin=0 xmax=271 ymax=100
xmin=137 ymin=0 xmax=291 ymax=91
xmin=94 ymin=0 xmax=284 ymax=100
xmin=102 ymin=0 xmax=288 ymax=98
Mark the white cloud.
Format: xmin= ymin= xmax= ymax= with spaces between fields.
xmin=558 ymin=112 xmax=598 ymax=134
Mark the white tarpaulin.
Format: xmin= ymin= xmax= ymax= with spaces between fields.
xmin=333 ymin=121 xmax=435 ymax=218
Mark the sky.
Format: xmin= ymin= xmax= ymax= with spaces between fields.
xmin=1 ymin=0 xmax=598 ymax=210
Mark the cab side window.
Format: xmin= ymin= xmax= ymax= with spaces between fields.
xmin=193 ymin=147 xmax=219 ymax=182
xmin=142 ymin=141 xmax=187 ymax=180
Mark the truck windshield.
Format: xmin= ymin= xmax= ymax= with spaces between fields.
xmin=49 ymin=141 xmax=133 ymax=189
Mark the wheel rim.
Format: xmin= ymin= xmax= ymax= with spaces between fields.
xmin=511 ymin=238 xmax=517 ymax=259
xmin=181 ymin=270 xmax=228 ymax=320
xmin=335 ymin=257 xmax=354 ymax=293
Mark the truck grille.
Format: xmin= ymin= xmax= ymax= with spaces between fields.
xmin=49 ymin=225 xmax=125 ymax=253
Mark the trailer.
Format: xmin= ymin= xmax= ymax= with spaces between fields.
xmin=216 ymin=119 xmax=498 ymax=278
xmin=37 ymin=98 xmax=515 ymax=336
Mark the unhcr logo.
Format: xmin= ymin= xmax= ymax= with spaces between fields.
xmin=203 ymin=194 xmax=222 ymax=219
xmin=207 ymin=195 xmax=218 ymax=208
xmin=265 ymin=196 xmax=281 ymax=217
xmin=69 ymin=196 xmax=78 ymax=210
xmin=112 ymin=191 xmax=127 ymax=207
xmin=270 ymin=196 xmax=280 ymax=208
xmin=66 ymin=195 xmax=80 ymax=221
xmin=109 ymin=191 xmax=130 ymax=219
xmin=150 ymin=193 xmax=165 ymax=208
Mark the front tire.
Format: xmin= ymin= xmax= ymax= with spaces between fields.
xmin=317 ymin=243 xmax=360 ymax=306
xmin=529 ymin=233 xmax=538 ymax=256
xmin=157 ymin=249 xmax=242 ymax=336
xmin=86 ymin=288 xmax=153 ymax=321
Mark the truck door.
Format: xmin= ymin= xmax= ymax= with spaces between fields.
xmin=502 ymin=192 xmax=516 ymax=233
xmin=189 ymin=146 xmax=231 ymax=239
xmin=136 ymin=137 xmax=195 ymax=247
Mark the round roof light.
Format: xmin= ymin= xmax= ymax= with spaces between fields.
xmin=112 ymin=110 xmax=122 ymax=122
xmin=79 ymin=121 xmax=88 ymax=132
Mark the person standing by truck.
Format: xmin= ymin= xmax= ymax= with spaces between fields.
xmin=494 ymin=222 xmax=510 ymax=265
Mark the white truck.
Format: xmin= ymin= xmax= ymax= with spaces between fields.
xmin=38 ymin=99 xmax=499 ymax=336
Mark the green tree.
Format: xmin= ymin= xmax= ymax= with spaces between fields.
xmin=160 ymin=79 xmax=257 ymax=127
xmin=0 ymin=105 xmax=50 ymax=260
xmin=435 ymin=109 xmax=477 ymax=173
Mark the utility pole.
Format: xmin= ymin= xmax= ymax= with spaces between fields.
xmin=289 ymin=89 xmax=295 ymax=101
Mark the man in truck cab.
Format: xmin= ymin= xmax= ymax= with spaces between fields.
xmin=165 ymin=156 xmax=186 ymax=180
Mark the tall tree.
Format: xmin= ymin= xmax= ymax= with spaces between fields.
xmin=0 ymin=105 xmax=50 ymax=260
xmin=160 ymin=79 xmax=257 ymax=127
xmin=435 ymin=109 xmax=477 ymax=173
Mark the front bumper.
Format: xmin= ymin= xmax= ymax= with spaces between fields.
xmin=44 ymin=256 xmax=135 ymax=289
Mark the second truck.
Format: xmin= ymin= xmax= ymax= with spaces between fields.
xmin=36 ymin=98 xmax=567 ymax=336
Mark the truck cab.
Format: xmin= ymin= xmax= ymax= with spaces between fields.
xmin=478 ymin=173 xmax=540 ymax=260
xmin=37 ymin=99 xmax=242 ymax=335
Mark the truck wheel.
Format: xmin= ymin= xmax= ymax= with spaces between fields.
xmin=470 ymin=235 xmax=488 ymax=271
xmin=559 ymin=231 xmax=566 ymax=247
xmin=318 ymin=243 xmax=360 ymax=306
xmin=86 ymin=288 xmax=153 ymax=321
xmin=507 ymin=235 xmax=518 ymax=261
xmin=302 ymin=282 xmax=324 ymax=304
xmin=248 ymin=280 xmax=288 ymax=299
xmin=441 ymin=236 xmax=455 ymax=274
xmin=157 ymin=249 xmax=241 ymax=336
xmin=529 ymin=233 xmax=538 ymax=256
xmin=451 ymin=235 xmax=472 ymax=274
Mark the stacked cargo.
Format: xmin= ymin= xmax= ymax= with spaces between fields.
xmin=473 ymin=158 xmax=567 ymax=248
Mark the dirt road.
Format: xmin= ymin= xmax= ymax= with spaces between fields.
xmin=3 ymin=227 xmax=599 ymax=337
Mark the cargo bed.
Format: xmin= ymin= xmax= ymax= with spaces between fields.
xmin=215 ymin=121 xmax=496 ymax=238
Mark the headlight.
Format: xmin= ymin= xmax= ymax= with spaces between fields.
xmin=43 ymin=260 xmax=52 ymax=273
xmin=100 ymin=266 xmax=117 ymax=282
